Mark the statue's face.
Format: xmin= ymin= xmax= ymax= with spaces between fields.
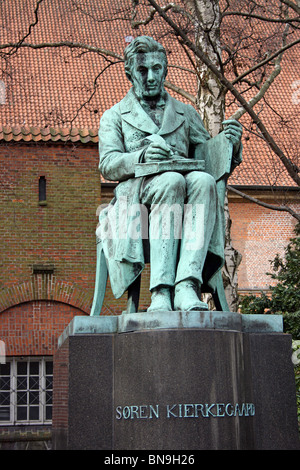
xmin=131 ymin=52 xmax=166 ymax=100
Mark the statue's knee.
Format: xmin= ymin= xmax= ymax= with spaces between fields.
xmin=201 ymin=172 xmax=216 ymax=189
xmin=187 ymin=171 xmax=216 ymax=190
xmin=163 ymin=171 xmax=186 ymax=192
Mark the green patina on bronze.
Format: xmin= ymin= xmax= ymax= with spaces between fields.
xmin=93 ymin=36 xmax=243 ymax=313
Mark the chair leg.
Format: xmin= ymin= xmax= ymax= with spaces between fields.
xmin=212 ymin=271 xmax=230 ymax=312
xmin=126 ymin=275 xmax=141 ymax=314
xmin=90 ymin=241 xmax=108 ymax=316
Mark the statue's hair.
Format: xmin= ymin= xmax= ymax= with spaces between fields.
xmin=124 ymin=36 xmax=168 ymax=81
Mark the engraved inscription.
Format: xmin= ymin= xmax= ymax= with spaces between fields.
xmin=115 ymin=402 xmax=255 ymax=420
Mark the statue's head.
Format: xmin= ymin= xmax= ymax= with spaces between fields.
xmin=124 ymin=36 xmax=168 ymax=100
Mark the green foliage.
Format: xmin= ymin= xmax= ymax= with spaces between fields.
xmin=292 ymin=341 xmax=300 ymax=422
xmin=239 ymin=293 xmax=271 ymax=315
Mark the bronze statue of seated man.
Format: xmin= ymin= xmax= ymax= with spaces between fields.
xmin=97 ymin=36 xmax=242 ymax=312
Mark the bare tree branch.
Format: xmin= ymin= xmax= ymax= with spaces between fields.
xmin=6 ymin=0 xmax=45 ymax=56
xmin=222 ymin=10 xmax=300 ymax=24
xmin=230 ymin=20 xmax=291 ymax=119
xmin=0 ymin=41 xmax=124 ymax=61
xmin=69 ymin=60 xmax=123 ymax=128
xmin=164 ymin=79 xmax=196 ymax=103
xmin=228 ymin=185 xmax=300 ymax=221
xmin=130 ymin=2 xmax=178 ymax=28
xmin=230 ymin=63 xmax=282 ymax=120
xmin=280 ymin=0 xmax=300 ymax=16
xmin=231 ymin=37 xmax=300 ymax=85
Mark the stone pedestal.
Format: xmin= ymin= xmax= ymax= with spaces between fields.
xmin=52 ymin=312 xmax=299 ymax=450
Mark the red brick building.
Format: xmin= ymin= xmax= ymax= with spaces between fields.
xmin=0 ymin=0 xmax=299 ymax=447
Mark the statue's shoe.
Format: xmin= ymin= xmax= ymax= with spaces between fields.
xmin=147 ymin=286 xmax=172 ymax=312
xmin=174 ymin=280 xmax=208 ymax=311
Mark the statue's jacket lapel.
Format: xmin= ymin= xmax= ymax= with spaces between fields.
xmin=119 ymin=89 xmax=187 ymax=156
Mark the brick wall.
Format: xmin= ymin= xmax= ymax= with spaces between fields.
xmin=0 ymin=300 xmax=86 ymax=356
xmin=0 ymin=140 xmax=100 ymax=292
xmin=230 ymin=195 xmax=299 ymax=292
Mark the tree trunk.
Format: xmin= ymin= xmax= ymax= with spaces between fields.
xmin=185 ymin=0 xmax=241 ymax=311
xmin=191 ymin=0 xmax=225 ymax=136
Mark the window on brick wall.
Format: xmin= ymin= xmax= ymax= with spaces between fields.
xmin=38 ymin=176 xmax=46 ymax=202
xmin=0 ymin=358 xmax=53 ymax=425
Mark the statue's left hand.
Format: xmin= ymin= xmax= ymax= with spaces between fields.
xmin=222 ymin=120 xmax=243 ymax=150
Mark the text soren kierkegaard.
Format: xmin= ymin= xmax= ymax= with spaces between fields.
xmin=115 ymin=402 xmax=255 ymax=420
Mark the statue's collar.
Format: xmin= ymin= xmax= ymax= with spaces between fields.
xmin=135 ymin=90 xmax=168 ymax=110
xmin=120 ymin=88 xmax=185 ymax=135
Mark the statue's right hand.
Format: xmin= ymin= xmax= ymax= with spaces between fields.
xmin=144 ymin=141 xmax=171 ymax=162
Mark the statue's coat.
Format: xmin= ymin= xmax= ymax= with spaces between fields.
xmin=97 ymin=89 xmax=240 ymax=298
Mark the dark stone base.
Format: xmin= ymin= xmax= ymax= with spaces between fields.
xmin=52 ymin=313 xmax=299 ymax=450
